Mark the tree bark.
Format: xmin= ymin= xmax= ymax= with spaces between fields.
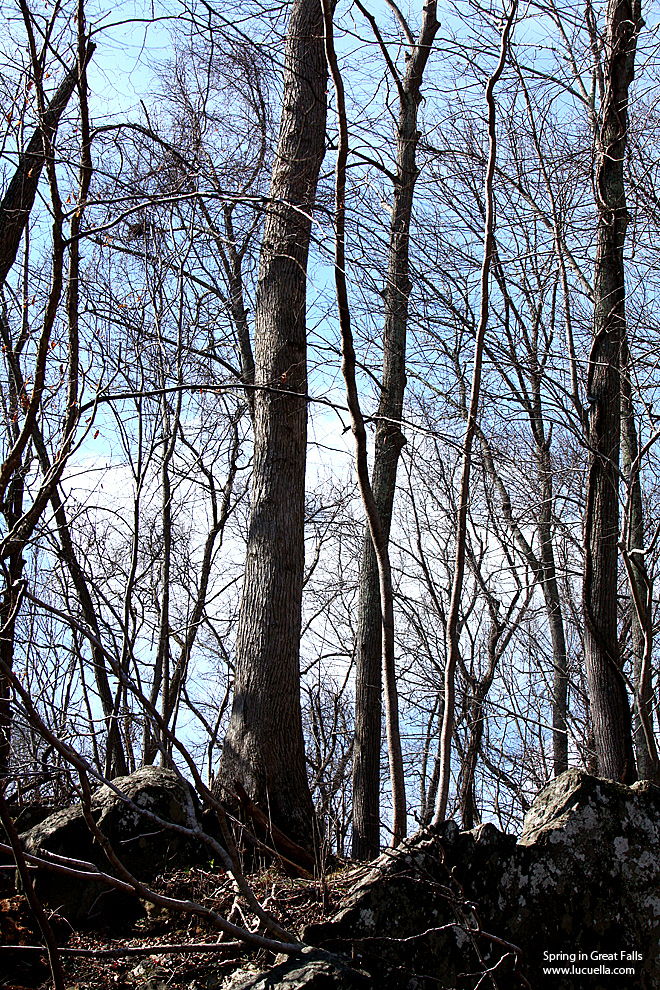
xmin=583 ymin=0 xmax=642 ymax=785
xmin=351 ymin=0 xmax=438 ymax=862
xmin=215 ymin=0 xmax=327 ymax=849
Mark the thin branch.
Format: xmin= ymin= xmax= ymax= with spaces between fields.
xmin=322 ymin=0 xmax=407 ymax=844
xmin=433 ymin=0 xmax=517 ymax=827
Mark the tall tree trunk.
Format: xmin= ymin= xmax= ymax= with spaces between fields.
xmin=620 ymin=338 xmax=658 ymax=780
xmin=322 ymin=0 xmax=407 ymax=850
xmin=583 ymin=0 xmax=641 ymax=785
xmin=215 ymin=0 xmax=327 ymax=849
xmin=351 ymin=0 xmax=438 ymax=862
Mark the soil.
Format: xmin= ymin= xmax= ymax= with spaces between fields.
xmin=0 ymin=861 xmax=367 ymax=990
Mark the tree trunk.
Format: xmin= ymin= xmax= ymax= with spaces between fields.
xmin=0 ymin=489 xmax=25 ymax=780
xmin=458 ymin=666 xmax=491 ymax=831
xmin=352 ymin=544 xmax=383 ymax=858
xmin=351 ymin=0 xmax=438 ymax=862
xmin=583 ymin=0 xmax=641 ymax=785
xmin=537 ymin=454 xmax=569 ymax=776
xmin=620 ymin=338 xmax=658 ymax=780
xmin=215 ymin=0 xmax=327 ymax=849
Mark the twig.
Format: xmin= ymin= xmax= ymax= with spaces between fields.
xmin=1 ymin=941 xmax=244 ymax=959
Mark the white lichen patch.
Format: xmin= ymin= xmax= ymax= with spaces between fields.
xmin=614 ymin=836 xmax=629 ymax=856
xmin=359 ymin=908 xmax=376 ymax=928
xmin=634 ymin=849 xmax=656 ymax=872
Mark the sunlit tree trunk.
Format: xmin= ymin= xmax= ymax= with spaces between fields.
xmin=216 ymin=0 xmax=327 ymax=848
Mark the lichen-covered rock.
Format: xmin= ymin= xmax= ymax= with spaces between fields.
xmin=19 ymin=766 xmax=203 ymax=925
xmin=306 ymin=769 xmax=660 ymax=989
xmin=220 ymin=948 xmax=371 ymax=989
xmin=508 ymin=770 xmax=660 ymax=983
xmin=305 ymin=824 xmax=522 ymax=989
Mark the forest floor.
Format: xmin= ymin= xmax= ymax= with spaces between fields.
xmin=0 ymin=860 xmax=367 ymax=990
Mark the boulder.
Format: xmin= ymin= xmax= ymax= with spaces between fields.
xmin=1 ymin=803 xmax=65 ymax=867
xmin=19 ymin=766 xmax=204 ymax=925
xmin=9 ymin=802 xmax=66 ymax=833
xmin=305 ymin=769 xmax=660 ymax=989
xmin=221 ymin=948 xmax=371 ymax=989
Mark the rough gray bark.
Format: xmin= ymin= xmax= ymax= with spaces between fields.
xmin=215 ymin=0 xmax=327 ymax=848
xmin=583 ymin=0 xmax=641 ymax=785
xmin=350 ymin=0 xmax=438 ymax=862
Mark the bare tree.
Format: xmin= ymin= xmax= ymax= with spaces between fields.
xmin=583 ymin=0 xmax=642 ymax=784
xmin=0 ymin=1 xmax=93 ymax=779
xmin=350 ymin=0 xmax=439 ymax=861
xmin=434 ymin=2 xmax=517 ymax=826
xmin=215 ymin=0 xmax=328 ymax=849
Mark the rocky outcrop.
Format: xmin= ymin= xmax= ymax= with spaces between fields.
xmin=19 ymin=766 xmax=204 ymax=925
xmin=305 ymin=770 xmax=660 ymax=989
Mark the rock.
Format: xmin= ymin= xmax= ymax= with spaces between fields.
xmin=221 ymin=948 xmax=371 ymax=989
xmin=305 ymin=769 xmax=660 ymax=989
xmin=0 ymin=803 xmax=65 ymax=865
xmin=9 ymin=802 xmax=66 ymax=833
xmin=19 ymin=766 xmax=204 ymax=925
